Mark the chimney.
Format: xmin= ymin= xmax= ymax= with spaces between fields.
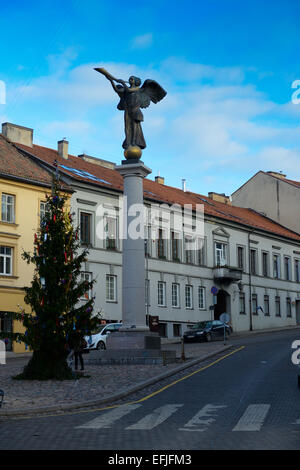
xmin=208 ymin=192 xmax=231 ymax=205
xmin=78 ymin=153 xmax=115 ymax=169
xmin=155 ymin=175 xmax=165 ymax=185
xmin=267 ymin=171 xmax=286 ymax=179
xmin=58 ymin=139 xmax=69 ymax=160
xmin=2 ymin=122 xmax=33 ymax=147
xmin=182 ymin=179 xmax=186 ymax=192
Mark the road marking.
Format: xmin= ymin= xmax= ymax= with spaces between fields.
xmin=179 ymin=404 xmax=227 ymax=432
xmin=232 ymin=404 xmax=270 ymax=431
xmin=76 ymin=403 xmax=141 ymax=429
xmin=126 ymin=404 xmax=183 ymax=430
xmin=135 ymin=346 xmax=245 ymax=404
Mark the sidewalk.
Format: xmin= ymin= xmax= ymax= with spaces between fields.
xmin=0 ymin=341 xmax=232 ymax=418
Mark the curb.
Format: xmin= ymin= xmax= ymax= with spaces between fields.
xmin=0 ymin=344 xmax=232 ymax=419
xmin=231 ymin=325 xmax=300 ymax=339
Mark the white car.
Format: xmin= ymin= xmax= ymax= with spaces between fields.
xmin=85 ymin=323 xmax=122 ymax=350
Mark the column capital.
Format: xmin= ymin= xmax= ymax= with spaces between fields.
xmin=115 ymin=161 xmax=152 ymax=179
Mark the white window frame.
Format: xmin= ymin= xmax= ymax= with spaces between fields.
xmin=158 ymin=281 xmax=166 ymax=307
xmin=1 ymin=193 xmax=15 ymax=223
xmin=198 ymin=286 xmax=206 ymax=310
xmin=273 ymin=254 xmax=281 ymax=279
xmin=295 ymin=259 xmax=300 ymax=283
xmin=105 ymin=215 xmax=118 ymax=250
xmin=0 ymin=246 xmax=13 ymax=275
xmin=284 ymin=256 xmax=291 ymax=281
xmin=215 ymin=242 xmax=227 ymax=267
xmin=80 ymin=272 xmax=92 ymax=300
xmin=40 ymin=201 xmax=50 ymax=224
xmin=172 ymin=283 xmax=180 ymax=308
xmin=80 ymin=211 xmax=93 ymax=246
xmin=106 ymin=274 xmax=117 ymax=302
xmin=185 ymin=285 xmax=193 ymax=309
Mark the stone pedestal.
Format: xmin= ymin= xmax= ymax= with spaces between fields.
xmin=106 ymin=159 xmax=162 ymax=353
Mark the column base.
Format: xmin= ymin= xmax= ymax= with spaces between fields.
xmin=106 ymin=331 xmax=161 ymax=350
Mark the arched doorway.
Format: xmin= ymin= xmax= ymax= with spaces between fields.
xmin=214 ymin=290 xmax=231 ymax=321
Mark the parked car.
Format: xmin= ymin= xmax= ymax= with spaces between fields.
xmin=84 ymin=323 xmax=122 ymax=350
xmin=183 ymin=320 xmax=231 ymax=343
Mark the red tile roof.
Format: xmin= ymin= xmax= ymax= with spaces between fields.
xmin=15 ymin=140 xmax=300 ymax=242
xmin=0 ymin=134 xmax=54 ymax=187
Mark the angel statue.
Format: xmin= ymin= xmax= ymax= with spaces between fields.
xmin=94 ymin=67 xmax=167 ymax=158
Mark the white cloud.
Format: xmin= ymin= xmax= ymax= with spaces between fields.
xmin=5 ymin=53 xmax=300 ymax=187
xmin=131 ymin=33 xmax=153 ymax=49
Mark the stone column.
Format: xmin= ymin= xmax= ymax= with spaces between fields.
xmin=117 ymin=161 xmax=151 ymax=331
xmin=106 ymin=160 xmax=161 ymax=350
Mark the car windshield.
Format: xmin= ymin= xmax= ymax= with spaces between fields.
xmin=91 ymin=325 xmax=106 ymax=335
xmin=189 ymin=321 xmax=211 ymax=330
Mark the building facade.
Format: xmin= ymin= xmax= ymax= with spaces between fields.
xmin=0 ymin=130 xmax=71 ymax=352
xmin=3 ymin=122 xmax=300 ymax=342
xmin=232 ymin=171 xmax=300 ymax=235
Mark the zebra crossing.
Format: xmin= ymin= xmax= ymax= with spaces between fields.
xmin=76 ymin=402 xmax=299 ymax=432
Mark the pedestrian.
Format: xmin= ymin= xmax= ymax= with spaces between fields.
xmin=72 ymin=330 xmax=87 ymax=371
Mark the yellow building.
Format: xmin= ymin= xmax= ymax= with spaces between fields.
xmin=0 ymin=128 xmax=71 ymax=352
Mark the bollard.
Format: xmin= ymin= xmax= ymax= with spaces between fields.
xmin=0 ymin=389 xmax=4 ymax=408
xmin=181 ymin=338 xmax=186 ymax=361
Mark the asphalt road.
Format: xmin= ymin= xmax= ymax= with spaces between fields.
xmin=1 ymin=329 xmax=300 ymax=451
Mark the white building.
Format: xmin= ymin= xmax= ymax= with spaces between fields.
xmin=4 ymin=123 xmax=300 ymax=337
xmin=231 ymin=170 xmax=300 ymax=235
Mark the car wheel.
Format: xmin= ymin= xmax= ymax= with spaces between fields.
xmin=206 ymin=333 xmax=212 ymax=342
xmin=96 ymin=341 xmax=106 ymax=350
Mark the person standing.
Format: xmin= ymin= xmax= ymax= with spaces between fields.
xmin=72 ymin=330 xmax=87 ymax=371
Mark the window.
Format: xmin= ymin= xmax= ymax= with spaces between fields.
xmin=105 ymin=216 xmax=117 ymax=250
xmin=184 ymin=235 xmax=194 ymax=264
xmin=1 ymin=194 xmax=15 ymax=223
xmin=286 ymin=297 xmax=292 ymax=318
xmin=158 ymin=322 xmax=167 ymax=337
xmin=40 ymin=201 xmax=50 ymax=224
xmin=157 ymin=229 xmax=166 ymax=259
xmin=237 ymin=246 xmax=244 ymax=270
xmin=80 ymin=272 xmax=92 ymax=300
xmin=144 ymin=226 xmax=152 ymax=257
xmin=262 ymin=252 xmax=269 ymax=277
xmin=264 ymin=295 xmax=270 ymax=316
xmin=215 ymin=242 xmax=227 ymax=266
xmin=106 ymin=275 xmax=117 ymax=302
xmin=252 ymin=294 xmax=258 ymax=315
xmin=172 ymin=283 xmax=180 ymax=308
xmin=158 ymin=281 xmax=166 ymax=306
xmin=273 ymin=255 xmax=281 ymax=279
xmin=80 ymin=212 xmax=92 ymax=245
xmin=250 ymin=249 xmax=257 ymax=275
xmin=173 ymin=324 xmax=181 ymax=337
xmin=171 ymin=231 xmax=180 ymax=261
xmin=197 ymin=238 xmax=206 ymax=266
xmin=284 ymin=257 xmax=291 ymax=281
xmin=0 ymin=246 xmax=12 ymax=275
xmin=295 ymin=260 xmax=300 ymax=282
xmin=275 ymin=296 xmax=281 ymax=317
xmin=145 ymin=279 xmax=150 ymax=306
xmin=198 ymin=286 xmax=206 ymax=309
xmin=185 ymin=285 xmax=193 ymax=309
xmin=239 ymin=293 xmax=245 ymax=314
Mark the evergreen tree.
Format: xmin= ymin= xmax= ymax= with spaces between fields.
xmin=1 ymin=179 xmax=100 ymax=380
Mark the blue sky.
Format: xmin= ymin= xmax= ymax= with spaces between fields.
xmin=1 ymin=0 xmax=300 ymax=195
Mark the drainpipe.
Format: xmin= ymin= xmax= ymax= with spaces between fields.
xmin=248 ymin=230 xmax=254 ymax=331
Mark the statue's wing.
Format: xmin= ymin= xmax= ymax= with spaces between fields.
xmin=140 ymin=80 xmax=167 ymax=108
